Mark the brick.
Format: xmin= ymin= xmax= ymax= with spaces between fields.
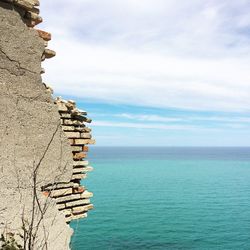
xmin=42 ymin=191 xmax=49 ymax=197
xmin=73 ymin=186 xmax=85 ymax=194
xmin=82 ymin=127 xmax=92 ymax=133
xmin=73 ymin=152 xmax=87 ymax=160
xmin=61 ymin=209 xmax=72 ymax=217
xmin=80 ymin=133 xmax=91 ymax=139
xmin=60 ymin=113 xmax=71 ymax=118
xmin=73 ymin=139 xmax=95 ymax=145
xmin=36 ymin=29 xmax=51 ymax=41
xmin=73 ymin=160 xmax=89 ymax=167
xmin=25 ymin=11 xmax=42 ymax=25
xmin=61 ymin=125 xmax=75 ymax=131
xmin=44 ymin=182 xmax=79 ymax=190
xmin=64 ymin=131 xmax=80 ymax=138
xmin=73 ymin=166 xmax=93 ymax=174
xmin=69 ymin=213 xmax=88 ymax=222
xmin=14 ymin=0 xmax=34 ymax=10
xmin=71 ymin=146 xmax=84 ymax=152
xmin=31 ymin=7 xmax=40 ymax=14
xmin=57 ymin=203 xmax=65 ymax=210
xmin=66 ymin=199 xmax=91 ymax=208
xmin=57 ymin=102 xmax=68 ymax=112
xmin=56 ymin=194 xmax=81 ymax=203
xmin=62 ymin=119 xmax=83 ymax=126
xmin=43 ymin=48 xmax=56 ymax=59
xmin=72 ymin=204 xmax=93 ymax=214
xmin=71 ymin=173 xmax=87 ymax=181
xmin=80 ymin=191 xmax=93 ymax=199
xmin=50 ymin=188 xmax=72 ymax=198
xmin=71 ymin=115 xmax=92 ymax=123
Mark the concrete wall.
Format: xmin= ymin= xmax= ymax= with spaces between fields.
xmin=0 ymin=2 xmax=74 ymax=249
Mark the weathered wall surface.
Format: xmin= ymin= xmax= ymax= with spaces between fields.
xmin=0 ymin=2 xmax=75 ymax=249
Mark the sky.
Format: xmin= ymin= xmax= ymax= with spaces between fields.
xmin=39 ymin=0 xmax=250 ymax=146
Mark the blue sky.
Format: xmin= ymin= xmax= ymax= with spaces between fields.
xmin=40 ymin=0 xmax=250 ymax=146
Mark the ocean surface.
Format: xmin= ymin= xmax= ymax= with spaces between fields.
xmin=70 ymin=147 xmax=250 ymax=250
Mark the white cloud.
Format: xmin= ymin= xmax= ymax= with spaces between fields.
xmin=40 ymin=0 xmax=250 ymax=112
xmin=117 ymin=113 xmax=182 ymax=122
xmin=93 ymin=121 xmax=197 ymax=130
xmin=115 ymin=113 xmax=250 ymax=124
xmin=92 ymin=119 xmax=250 ymax=131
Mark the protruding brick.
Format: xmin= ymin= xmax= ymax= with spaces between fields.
xmin=61 ymin=209 xmax=72 ymax=217
xmin=25 ymin=11 xmax=42 ymax=25
xmin=80 ymin=133 xmax=91 ymax=139
xmin=56 ymin=194 xmax=81 ymax=203
xmin=73 ymin=166 xmax=93 ymax=174
xmin=73 ymin=152 xmax=87 ymax=160
xmin=36 ymin=29 xmax=51 ymax=41
xmin=50 ymin=188 xmax=72 ymax=198
xmin=43 ymin=182 xmax=76 ymax=191
xmin=71 ymin=146 xmax=84 ymax=152
xmin=66 ymin=213 xmax=87 ymax=223
xmin=73 ymin=160 xmax=89 ymax=167
xmin=14 ymin=0 xmax=34 ymax=10
xmin=57 ymin=203 xmax=65 ymax=210
xmin=43 ymin=48 xmax=56 ymax=59
xmin=72 ymin=204 xmax=93 ymax=215
xmin=63 ymin=119 xmax=83 ymax=126
xmin=73 ymin=186 xmax=85 ymax=194
xmin=80 ymin=191 xmax=93 ymax=199
xmin=64 ymin=131 xmax=80 ymax=138
xmin=71 ymin=173 xmax=87 ymax=181
xmin=65 ymin=199 xmax=91 ymax=208
xmin=73 ymin=139 xmax=95 ymax=145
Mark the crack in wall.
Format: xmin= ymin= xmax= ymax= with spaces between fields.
xmin=0 ymin=48 xmax=37 ymax=76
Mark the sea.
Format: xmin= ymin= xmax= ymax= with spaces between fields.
xmin=70 ymin=147 xmax=250 ymax=250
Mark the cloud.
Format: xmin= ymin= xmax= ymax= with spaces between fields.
xmin=40 ymin=0 xmax=250 ymax=112
xmin=93 ymin=121 xmax=197 ymax=130
xmin=117 ymin=113 xmax=182 ymax=122
xmin=115 ymin=113 xmax=250 ymax=124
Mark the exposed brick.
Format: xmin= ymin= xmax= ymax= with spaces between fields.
xmin=36 ymin=29 xmax=51 ymax=41
xmin=73 ymin=152 xmax=87 ymax=160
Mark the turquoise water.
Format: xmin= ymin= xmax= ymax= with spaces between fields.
xmin=70 ymin=147 xmax=250 ymax=250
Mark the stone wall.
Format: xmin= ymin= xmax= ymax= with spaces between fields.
xmin=0 ymin=0 xmax=94 ymax=249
